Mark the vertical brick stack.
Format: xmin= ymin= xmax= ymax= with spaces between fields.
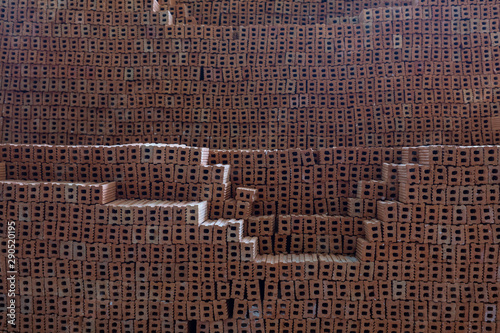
xmin=1 ymin=0 xmax=500 ymax=147
xmin=356 ymin=145 xmax=500 ymax=332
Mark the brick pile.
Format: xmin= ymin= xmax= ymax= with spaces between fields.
xmin=0 ymin=179 xmax=251 ymax=331
xmin=1 ymin=0 xmax=500 ymax=331
xmin=355 ymin=145 xmax=500 ymax=332
xmin=165 ymin=0 xmax=418 ymax=25
xmin=0 ymin=143 xmax=234 ymax=216
xmin=1 ymin=0 xmax=500 ymax=147
xmin=209 ymin=146 xmax=401 ymax=218
xmin=1 ymin=144 xmax=402 ymax=219
xmin=1 ymin=144 xmax=499 ymax=332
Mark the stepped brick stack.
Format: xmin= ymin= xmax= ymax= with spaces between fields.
xmin=1 ymin=144 xmax=499 ymax=332
xmin=1 ymin=0 xmax=500 ymax=332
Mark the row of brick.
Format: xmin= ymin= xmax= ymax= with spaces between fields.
xmin=0 ymin=124 xmax=489 ymax=145
xmin=396 ymin=165 xmax=499 ymax=185
xmin=2 ymin=27 xmax=498 ymax=44
xmin=0 ymin=181 xmax=229 ymax=203
xmin=4 ymin=74 xmax=496 ymax=92
xmin=182 ymin=1 xmax=500 ymax=20
xmin=3 ymin=132 xmax=494 ymax=148
xmin=4 ymin=59 xmax=499 ymax=78
xmin=275 ymin=215 xmax=364 ymax=235
xmin=1 ymin=164 xmax=231 ymax=183
xmin=375 ymin=200 xmax=500 ymax=223
xmin=2 ymin=121 xmax=489 ymax=140
xmin=1 ymin=93 xmax=496 ymax=110
xmin=364 ymin=220 xmax=500 ymax=243
xmin=10 ymin=298 xmax=229 ymax=322
xmin=6 ymin=5 xmax=500 ymax=26
xmin=10 ymin=277 xmax=500 ymax=304
xmin=4 ymin=297 xmax=497 ymax=322
xmin=2 ymin=59 xmax=497 ymax=77
xmin=0 ymin=195 xmax=347 ymax=219
xmin=6 ymin=317 xmax=500 ymax=333
xmin=13 ymin=241 xmax=257 ymax=266
xmin=12 ymin=222 xmax=247 ymax=245
xmin=250 ymin=234 xmax=357 ymax=255
xmin=6 ymin=8 xmax=499 ymax=29
xmin=0 ymin=180 xmax=116 ymax=204
xmin=0 ymin=144 xmax=402 ymax=165
xmin=356 ymin=238 xmax=500 ymax=262
xmin=0 ymin=143 xmax=210 ymax=165
xmin=398 ymin=183 xmax=500 ymax=204
xmin=0 ymin=197 xmax=216 ymax=221
xmin=4 ymin=78 xmax=500 ymax=95
xmin=10 ymin=316 xmax=192 ymax=333
xmin=5 ymin=256 xmax=500 ymax=282
xmin=3 ymin=104 xmax=493 ymax=121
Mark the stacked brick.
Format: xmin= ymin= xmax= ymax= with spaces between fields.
xmin=209 ymin=147 xmax=401 ymax=217
xmin=1 ymin=0 xmax=500 ymax=148
xmin=1 ymin=144 xmax=403 ymax=219
xmin=1 ymin=0 xmax=500 ymax=330
xmin=1 ymin=143 xmax=500 ymax=331
xmin=177 ymin=0 xmax=416 ymax=25
xmin=0 ymin=176 xmax=262 ymax=331
xmin=356 ymin=145 xmax=500 ymax=331
xmin=246 ymin=214 xmax=361 ymax=255
xmin=0 ymin=143 xmax=235 ymax=218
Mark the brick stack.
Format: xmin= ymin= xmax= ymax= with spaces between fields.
xmin=1 ymin=0 xmax=500 ymax=331
xmin=1 ymin=144 xmax=403 ymax=219
xmin=178 ymin=0 xmax=416 ymax=25
xmin=356 ymin=145 xmax=500 ymax=332
xmin=0 ymin=143 xmax=235 ymax=218
xmin=1 ymin=144 xmax=498 ymax=332
xmin=0 ymin=176 xmax=260 ymax=331
xmin=209 ymin=147 xmax=401 ymax=217
xmin=246 ymin=214 xmax=361 ymax=255
xmin=1 ymin=0 xmax=500 ymax=148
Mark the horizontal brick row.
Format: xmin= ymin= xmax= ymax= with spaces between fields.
xmin=7 ymin=256 xmax=500 ymax=283
xmin=2 ymin=162 xmax=228 ymax=183
xmin=0 ymin=180 xmax=116 ymax=204
xmin=1 ymin=33 xmax=497 ymax=52
xmin=10 ymin=277 xmax=500 ymax=304
xmin=12 ymin=223 xmax=246 ymax=246
xmin=7 ymin=316 xmax=500 ymax=333
xmin=0 ymin=143 xmax=209 ymax=165
xmin=4 ymin=131 xmax=494 ymax=148
xmin=0 ymin=201 xmax=213 ymax=225
xmin=365 ymin=220 xmax=500 ymax=242
xmin=12 ymin=240 xmax=252 ymax=263
xmin=4 ymin=297 xmax=498 ymax=322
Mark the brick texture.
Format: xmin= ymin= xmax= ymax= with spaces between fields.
xmin=1 ymin=0 xmax=500 ymax=331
